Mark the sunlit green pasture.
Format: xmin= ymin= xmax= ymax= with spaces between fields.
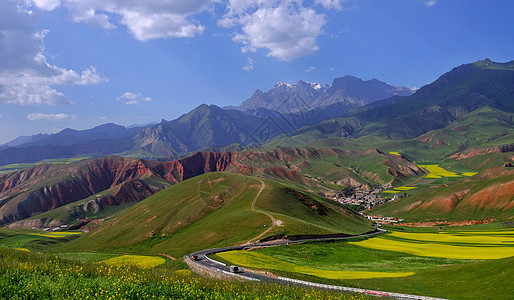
xmin=217 ymin=251 xmax=414 ymax=279
xmin=0 ymin=157 xmax=90 ymax=173
xmin=214 ymin=226 xmax=514 ymax=299
xmin=0 ymin=247 xmax=368 ymax=300
xmin=0 ymin=228 xmax=82 ymax=251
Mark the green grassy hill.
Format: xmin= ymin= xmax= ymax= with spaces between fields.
xmin=372 ymin=167 xmax=514 ymax=222
xmin=62 ymin=172 xmax=373 ymax=256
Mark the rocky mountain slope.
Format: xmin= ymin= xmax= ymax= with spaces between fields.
xmin=235 ymin=76 xmax=412 ymax=113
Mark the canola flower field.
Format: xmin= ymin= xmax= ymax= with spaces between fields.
xmin=382 ymin=164 xmax=478 ymax=193
xmin=417 ymin=164 xmax=477 ymax=179
xmin=0 ymin=247 xmax=369 ymax=300
xmin=349 ymin=229 xmax=514 ymax=260
xmin=98 ymin=255 xmax=166 ymax=269
xmin=28 ymin=232 xmax=82 ymax=239
xmin=217 ymin=251 xmax=414 ymax=280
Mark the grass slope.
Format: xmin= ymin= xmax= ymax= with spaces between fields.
xmin=0 ymin=247 xmax=367 ymax=300
xmin=372 ymin=167 xmax=514 ymax=221
xmin=62 ymin=172 xmax=373 ymax=256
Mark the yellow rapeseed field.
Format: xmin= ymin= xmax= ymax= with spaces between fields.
xmin=217 ymin=251 xmax=414 ymax=279
xmin=394 ymin=186 xmax=418 ymax=191
xmin=461 ymin=172 xmax=478 ymax=177
xmin=350 ymin=229 xmax=514 ymax=260
xmin=98 ymin=255 xmax=165 ymax=269
xmin=14 ymin=248 xmax=31 ymax=252
xmin=417 ymin=164 xmax=462 ymax=178
xmin=389 ymin=230 xmax=514 ymax=245
xmin=28 ymin=232 xmax=82 ymax=238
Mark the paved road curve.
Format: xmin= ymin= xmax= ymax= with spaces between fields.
xmin=187 ymin=228 xmax=448 ymax=300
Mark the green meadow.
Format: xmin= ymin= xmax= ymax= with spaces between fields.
xmin=214 ymin=225 xmax=514 ymax=299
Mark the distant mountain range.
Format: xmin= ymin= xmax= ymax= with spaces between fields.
xmin=231 ymin=76 xmax=413 ymax=113
xmin=1 ymin=59 xmax=513 ymax=166
xmin=2 ymin=58 xmax=514 ymax=229
xmin=276 ymin=59 xmax=514 ymax=146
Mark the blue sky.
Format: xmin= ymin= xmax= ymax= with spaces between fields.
xmin=0 ymin=0 xmax=513 ymax=144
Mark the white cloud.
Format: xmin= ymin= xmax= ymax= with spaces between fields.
xmin=31 ymin=0 xmax=61 ymax=11
xmin=315 ymin=0 xmax=344 ymax=10
xmin=22 ymin=0 xmax=345 ymax=61
xmin=0 ymin=114 xmax=2 ymax=118
xmin=26 ymin=0 xmax=211 ymax=40
xmin=0 ymin=2 xmax=106 ymax=105
xmin=119 ymin=92 xmax=139 ymax=100
xmin=221 ymin=0 xmax=326 ymax=61
xmin=27 ymin=113 xmax=76 ymax=121
xmin=242 ymin=57 xmax=255 ymax=71
xmin=305 ymin=66 xmax=315 ymax=72
xmin=424 ymin=0 xmax=437 ymax=6
xmin=118 ymin=91 xmax=152 ymax=105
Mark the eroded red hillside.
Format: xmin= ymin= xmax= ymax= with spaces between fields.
xmin=0 ymin=147 xmax=424 ymax=227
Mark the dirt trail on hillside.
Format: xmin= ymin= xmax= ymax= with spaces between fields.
xmin=245 ymin=179 xmax=277 ymax=244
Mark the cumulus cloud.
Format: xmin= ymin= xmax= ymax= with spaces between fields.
xmin=27 ymin=112 xmax=76 ymax=121
xmin=22 ymin=0 xmax=345 ymax=61
xmin=315 ymin=0 xmax=345 ymax=10
xmin=31 ymin=0 xmax=61 ymax=11
xmin=26 ymin=0 xmax=211 ymax=40
xmin=221 ymin=0 xmax=326 ymax=61
xmin=242 ymin=57 xmax=255 ymax=71
xmin=0 ymin=1 xmax=106 ymax=105
xmin=424 ymin=0 xmax=437 ymax=6
xmin=118 ymin=92 xmax=152 ymax=105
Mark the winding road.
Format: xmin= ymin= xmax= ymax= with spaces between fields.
xmin=188 ymin=228 xmax=448 ymax=300
xmin=246 ymin=179 xmax=276 ymax=244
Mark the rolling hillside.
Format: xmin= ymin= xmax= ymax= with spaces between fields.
xmin=0 ymin=153 xmax=235 ymax=227
xmin=372 ymin=166 xmax=514 ymax=222
xmin=1 ymin=147 xmax=424 ymax=229
xmin=62 ymin=172 xmax=374 ymax=256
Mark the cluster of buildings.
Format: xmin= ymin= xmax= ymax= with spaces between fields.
xmin=332 ymin=186 xmax=404 ymax=224
xmin=333 ymin=186 xmax=398 ymax=210
xmin=362 ymin=215 xmax=404 ymax=223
